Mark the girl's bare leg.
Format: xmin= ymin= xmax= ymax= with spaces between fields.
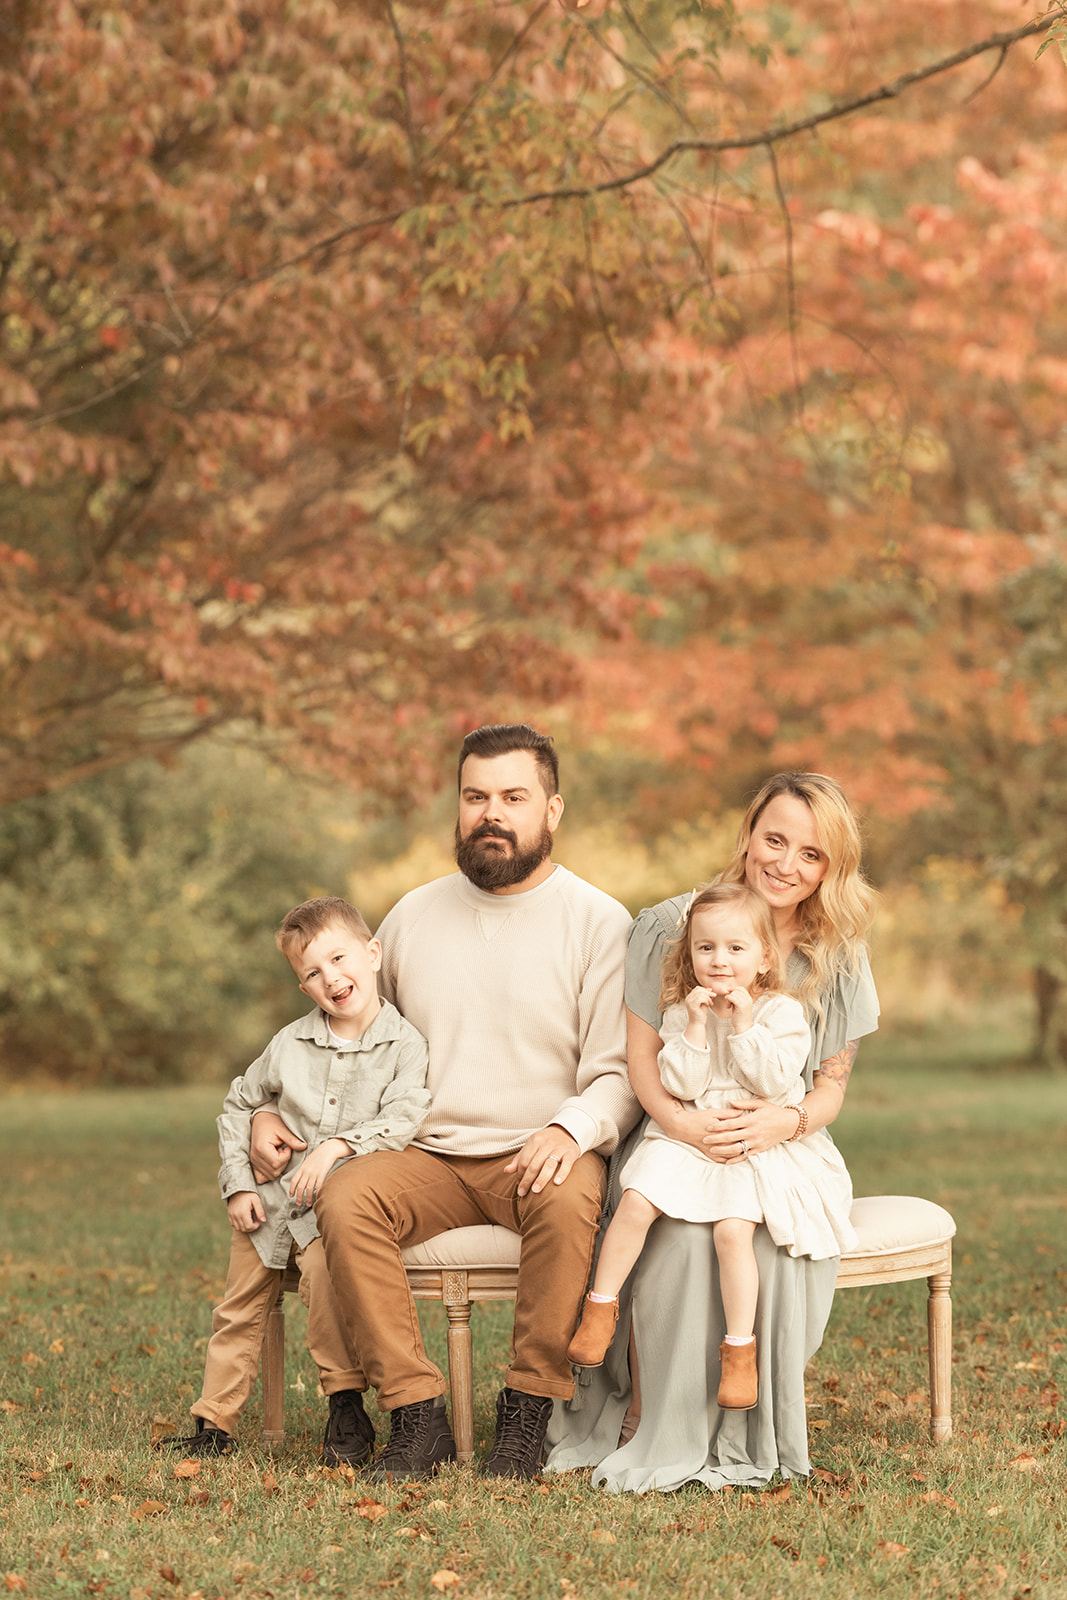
xmin=713 ymin=1217 xmax=760 ymax=1407
xmin=713 ymin=1217 xmax=759 ymax=1336
xmin=567 ymin=1190 xmax=661 ymax=1368
xmin=590 ymin=1189 xmax=662 ymax=1298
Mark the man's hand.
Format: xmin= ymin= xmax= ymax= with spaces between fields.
xmin=505 ymin=1126 xmax=581 ymax=1197
xmin=227 ymin=1191 xmax=267 ymax=1232
xmin=287 ymin=1139 xmax=352 ymax=1207
xmin=249 ymin=1110 xmax=307 ymax=1183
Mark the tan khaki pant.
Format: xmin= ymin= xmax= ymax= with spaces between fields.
xmin=193 ymin=1232 xmax=364 ymax=1435
xmin=315 ymin=1146 xmax=606 ymax=1410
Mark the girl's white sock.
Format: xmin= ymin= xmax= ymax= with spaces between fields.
xmin=724 ymin=1334 xmax=755 ymax=1345
xmin=589 ymin=1291 xmax=616 ymax=1303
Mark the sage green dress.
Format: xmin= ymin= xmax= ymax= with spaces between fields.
xmin=545 ymin=895 xmax=879 ymax=1494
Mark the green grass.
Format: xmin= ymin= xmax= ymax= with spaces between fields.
xmin=1 ymin=1045 xmax=1065 ymax=1600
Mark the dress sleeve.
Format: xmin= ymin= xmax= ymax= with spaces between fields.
xmin=624 ymin=897 xmax=689 ymax=1029
xmin=728 ymin=996 xmax=810 ymax=1101
xmin=812 ymin=947 xmax=880 ymax=1068
xmin=657 ymin=1032 xmax=715 ymax=1101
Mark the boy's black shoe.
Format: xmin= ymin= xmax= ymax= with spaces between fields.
xmin=155 ymin=1418 xmax=236 ymax=1456
xmin=322 ymin=1388 xmax=376 ymax=1469
xmin=368 ymin=1395 xmax=456 ymax=1481
xmin=480 ymin=1388 xmax=552 ymax=1480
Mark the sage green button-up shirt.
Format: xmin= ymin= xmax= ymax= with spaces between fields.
xmin=216 ymin=1001 xmax=430 ymax=1268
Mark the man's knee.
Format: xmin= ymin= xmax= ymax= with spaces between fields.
xmin=315 ymin=1148 xmax=415 ymax=1236
xmin=521 ymin=1152 xmax=605 ymax=1233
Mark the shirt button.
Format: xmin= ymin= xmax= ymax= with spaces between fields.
xmin=329 ymin=1097 xmax=337 ymax=1105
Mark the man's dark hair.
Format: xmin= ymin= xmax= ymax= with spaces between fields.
xmin=457 ymin=723 xmax=559 ymax=798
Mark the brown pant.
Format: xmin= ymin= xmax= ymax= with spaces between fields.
xmin=193 ymin=1233 xmax=365 ymax=1436
xmin=315 ymin=1146 xmax=606 ymax=1409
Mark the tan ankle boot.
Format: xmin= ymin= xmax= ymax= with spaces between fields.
xmin=717 ymin=1339 xmax=758 ymax=1409
xmin=566 ymin=1295 xmax=619 ymax=1368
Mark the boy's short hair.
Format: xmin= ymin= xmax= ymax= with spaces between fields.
xmin=275 ymin=897 xmax=373 ymax=962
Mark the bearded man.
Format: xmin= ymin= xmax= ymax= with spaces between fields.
xmin=250 ymin=723 xmax=636 ymax=1480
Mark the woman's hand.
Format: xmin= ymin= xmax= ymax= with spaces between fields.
xmin=701 ymin=1098 xmax=799 ymax=1162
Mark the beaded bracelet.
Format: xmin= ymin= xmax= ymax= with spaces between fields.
xmin=787 ymin=1104 xmax=809 ymax=1141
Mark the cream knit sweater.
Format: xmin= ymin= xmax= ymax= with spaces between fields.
xmin=377 ymin=866 xmax=637 ymax=1158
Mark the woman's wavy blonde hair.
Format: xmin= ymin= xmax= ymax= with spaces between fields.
xmin=660 ymin=882 xmax=787 ymax=1011
xmin=718 ymin=772 xmax=876 ymax=1016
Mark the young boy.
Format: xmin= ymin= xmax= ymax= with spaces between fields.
xmin=158 ymin=897 xmax=430 ymax=1466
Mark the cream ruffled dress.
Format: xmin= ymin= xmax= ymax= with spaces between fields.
xmin=619 ymin=994 xmax=858 ymax=1260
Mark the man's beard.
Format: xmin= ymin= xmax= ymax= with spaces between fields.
xmin=454 ymin=819 xmax=554 ymax=891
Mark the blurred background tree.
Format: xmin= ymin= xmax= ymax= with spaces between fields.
xmin=2 ymin=0 xmax=1066 ymax=1080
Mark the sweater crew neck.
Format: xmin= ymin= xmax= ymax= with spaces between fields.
xmin=457 ymin=863 xmax=564 ymax=911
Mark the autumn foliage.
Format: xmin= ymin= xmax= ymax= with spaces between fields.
xmin=4 ymin=0 xmax=1067 ymax=999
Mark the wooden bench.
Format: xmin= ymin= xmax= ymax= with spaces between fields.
xmin=260 ymin=1195 xmax=955 ymax=1459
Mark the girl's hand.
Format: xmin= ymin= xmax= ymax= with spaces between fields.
xmin=683 ymin=985 xmax=714 ymax=1047
xmin=684 ymin=985 xmax=713 ymax=1026
xmin=719 ymin=985 xmax=754 ymax=1033
xmin=701 ymin=1099 xmax=799 ymax=1162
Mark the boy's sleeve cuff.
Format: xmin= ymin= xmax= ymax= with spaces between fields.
xmin=219 ymin=1164 xmax=259 ymax=1200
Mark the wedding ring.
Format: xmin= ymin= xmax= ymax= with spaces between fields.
xmin=740 ymin=1139 xmax=749 ymax=1156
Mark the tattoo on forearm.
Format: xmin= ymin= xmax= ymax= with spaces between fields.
xmin=813 ymin=1039 xmax=859 ymax=1090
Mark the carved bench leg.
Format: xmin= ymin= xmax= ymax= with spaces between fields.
xmin=442 ymin=1270 xmax=475 ymax=1464
xmin=261 ymin=1282 xmax=286 ymax=1446
xmin=927 ymin=1259 xmax=953 ymax=1443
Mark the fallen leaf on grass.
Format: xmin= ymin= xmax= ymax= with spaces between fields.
xmin=261 ymin=1472 xmax=279 ymax=1496
xmin=589 ymin=1529 xmax=616 ymax=1545
xmin=48 ymin=1339 xmax=64 ymax=1356
xmin=158 ymin=1569 xmax=179 ymax=1586
xmin=131 ymin=1500 xmax=167 ymax=1520
xmin=427 ymin=1500 xmax=449 ymax=1511
xmin=430 ymin=1572 xmax=461 ymax=1591
xmin=761 ymin=1484 xmax=791 ymax=1504
xmin=0 ymin=1402 xmax=21 ymax=1414
xmin=173 ymin=1460 xmax=200 ymax=1479
xmin=5 ymin=1578 xmax=28 ymax=1593
xmin=809 ymin=1419 xmax=830 ymax=1430
xmin=20 ymin=1354 xmax=41 ymax=1368
xmin=1008 ymin=1453 xmax=1039 ymax=1471
xmin=876 ymin=1542 xmax=909 ymax=1559
xmin=920 ymin=1491 xmax=960 ymax=1509
xmin=354 ymin=1497 xmax=388 ymax=1521
xmin=184 ymin=1491 xmax=210 ymax=1507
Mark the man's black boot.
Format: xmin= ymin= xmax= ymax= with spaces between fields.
xmin=480 ymin=1388 xmax=553 ymax=1480
xmin=154 ymin=1417 xmax=236 ymax=1456
xmin=322 ymin=1388 xmax=376 ymax=1469
xmin=369 ymin=1396 xmax=456 ymax=1481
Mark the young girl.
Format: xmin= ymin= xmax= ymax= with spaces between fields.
xmin=566 ymin=881 xmax=858 ymax=1409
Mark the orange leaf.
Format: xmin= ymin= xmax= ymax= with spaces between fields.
xmin=1008 ymin=1453 xmax=1039 ymax=1471
xmin=159 ymin=1569 xmax=179 ymax=1586
xmin=173 ymin=1460 xmax=201 ymax=1479
xmin=131 ymin=1500 xmax=167 ymax=1520
xmin=877 ymin=1542 xmax=909 ymax=1559
xmin=5 ymin=1578 xmax=28 ymax=1593
xmin=589 ymin=1529 xmax=616 ymax=1544
xmin=430 ymin=1573 xmax=461 ymax=1592
xmin=354 ymin=1497 xmax=388 ymax=1521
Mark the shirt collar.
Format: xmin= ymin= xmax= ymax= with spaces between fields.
xmin=293 ymin=999 xmax=406 ymax=1050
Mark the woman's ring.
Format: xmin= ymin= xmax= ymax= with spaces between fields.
xmin=740 ymin=1139 xmax=749 ymax=1156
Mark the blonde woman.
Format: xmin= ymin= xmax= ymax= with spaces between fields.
xmin=546 ymin=773 xmax=878 ymax=1493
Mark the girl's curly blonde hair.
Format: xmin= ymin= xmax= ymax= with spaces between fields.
xmin=660 ymin=882 xmax=787 ymax=1010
